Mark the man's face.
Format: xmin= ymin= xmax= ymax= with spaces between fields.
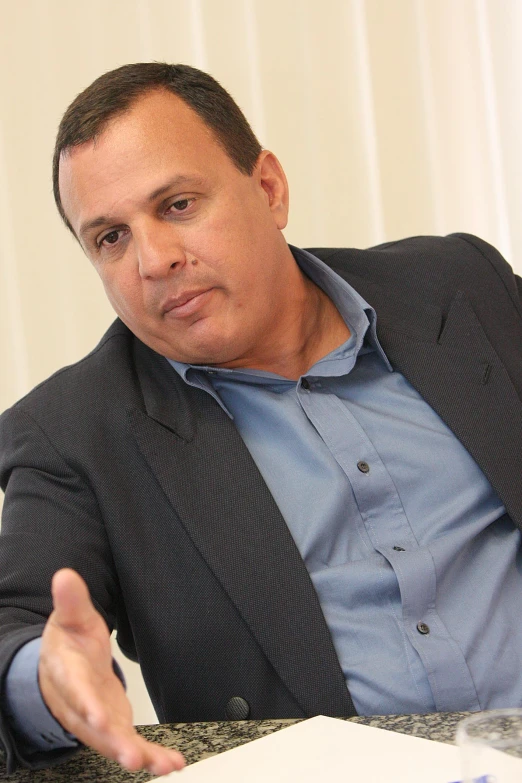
xmin=59 ymin=89 xmax=296 ymax=367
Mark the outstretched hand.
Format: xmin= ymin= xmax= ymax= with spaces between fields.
xmin=39 ymin=568 xmax=185 ymax=776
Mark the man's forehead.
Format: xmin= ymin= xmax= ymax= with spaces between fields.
xmin=60 ymin=89 xmax=216 ymax=175
xmin=58 ymin=91 xmax=225 ymax=233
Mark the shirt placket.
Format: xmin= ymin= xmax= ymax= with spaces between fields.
xmin=296 ymin=379 xmax=481 ymax=713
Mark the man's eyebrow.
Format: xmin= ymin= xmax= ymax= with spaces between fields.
xmin=148 ymin=175 xmax=205 ymax=202
xmin=79 ymin=215 xmax=112 ymax=242
xmin=78 ymin=175 xmax=206 ymax=241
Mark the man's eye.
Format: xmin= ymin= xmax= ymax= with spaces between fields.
xmin=100 ymin=230 xmax=120 ymax=246
xmin=169 ymin=198 xmax=194 ymax=212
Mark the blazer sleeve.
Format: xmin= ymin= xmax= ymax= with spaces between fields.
xmin=0 ymin=405 xmax=119 ymax=772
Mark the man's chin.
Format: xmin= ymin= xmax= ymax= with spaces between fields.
xmin=156 ymin=340 xmax=245 ymax=368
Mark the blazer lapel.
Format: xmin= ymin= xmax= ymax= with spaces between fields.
xmin=128 ymin=339 xmax=354 ymax=717
xmin=355 ymin=277 xmax=522 ymax=529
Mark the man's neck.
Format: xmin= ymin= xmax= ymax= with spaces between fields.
xmin=214 ymin=275 xmax=351 ymax=380
xmin=267 ymin=276 xmax=351 ymax=379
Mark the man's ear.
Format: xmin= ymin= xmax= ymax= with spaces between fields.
xmin=255 ymin=150 xmax=289 ymax=230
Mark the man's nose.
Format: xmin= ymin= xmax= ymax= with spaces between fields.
xmin=135 ymin=222 xmax=186 ymax=279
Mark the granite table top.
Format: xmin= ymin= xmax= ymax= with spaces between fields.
xmin=0 ymin=712 xmax=470 ymax=781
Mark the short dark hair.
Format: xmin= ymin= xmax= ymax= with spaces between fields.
xmin=53 ymin=62 xmax=262 ymax=233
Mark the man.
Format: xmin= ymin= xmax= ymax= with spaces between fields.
xmin=0 ymin=63 xmax=521 ymax=776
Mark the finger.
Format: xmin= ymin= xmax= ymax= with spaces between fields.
xmin=61 ymin=706 xmax=184 ymax=775
xmin=116 ymin=736 xmax=185 ymax=775
xmin=50 ymin=568 xmax=99 ymax=632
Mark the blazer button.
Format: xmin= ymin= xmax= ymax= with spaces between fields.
xmin=225 ymin=696 xmax=251 ymax=720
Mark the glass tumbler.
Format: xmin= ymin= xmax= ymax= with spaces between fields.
xmin=456 ymin=709 xmax=522 ymax=782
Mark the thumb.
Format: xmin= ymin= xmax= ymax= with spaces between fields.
xmin=51 ymin=568 xmax=100 ymax=633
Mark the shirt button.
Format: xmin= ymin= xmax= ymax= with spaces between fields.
xmin=301 ymin=378 xmax=310 ymax=390
xmin=417 ymin=622 xmax=430 ymax=635
xmin=393 ymin=546 xmax=405 ymax=552
xmin=357 ymin=460 xmax=370 ymax=474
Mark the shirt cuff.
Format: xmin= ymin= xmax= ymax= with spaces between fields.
xmin=3 ymin=637 xmax=78 ymax=751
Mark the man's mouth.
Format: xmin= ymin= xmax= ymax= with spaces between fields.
xmin=161 ymin=289 xmax=214 ymax=318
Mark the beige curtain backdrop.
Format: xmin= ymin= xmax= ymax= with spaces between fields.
xmin=1 ymin=0 xmax=521 ymax=724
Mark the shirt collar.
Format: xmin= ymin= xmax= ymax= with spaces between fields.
xmin=167 ymin=246 xmax=392 ymax=411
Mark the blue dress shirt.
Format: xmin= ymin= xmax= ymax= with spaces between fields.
xmin=5 ymin=246 xmax=522 ymax=749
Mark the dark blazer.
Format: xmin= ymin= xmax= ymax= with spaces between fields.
xmin=1 ymin=233 xmax=522 ymax=771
